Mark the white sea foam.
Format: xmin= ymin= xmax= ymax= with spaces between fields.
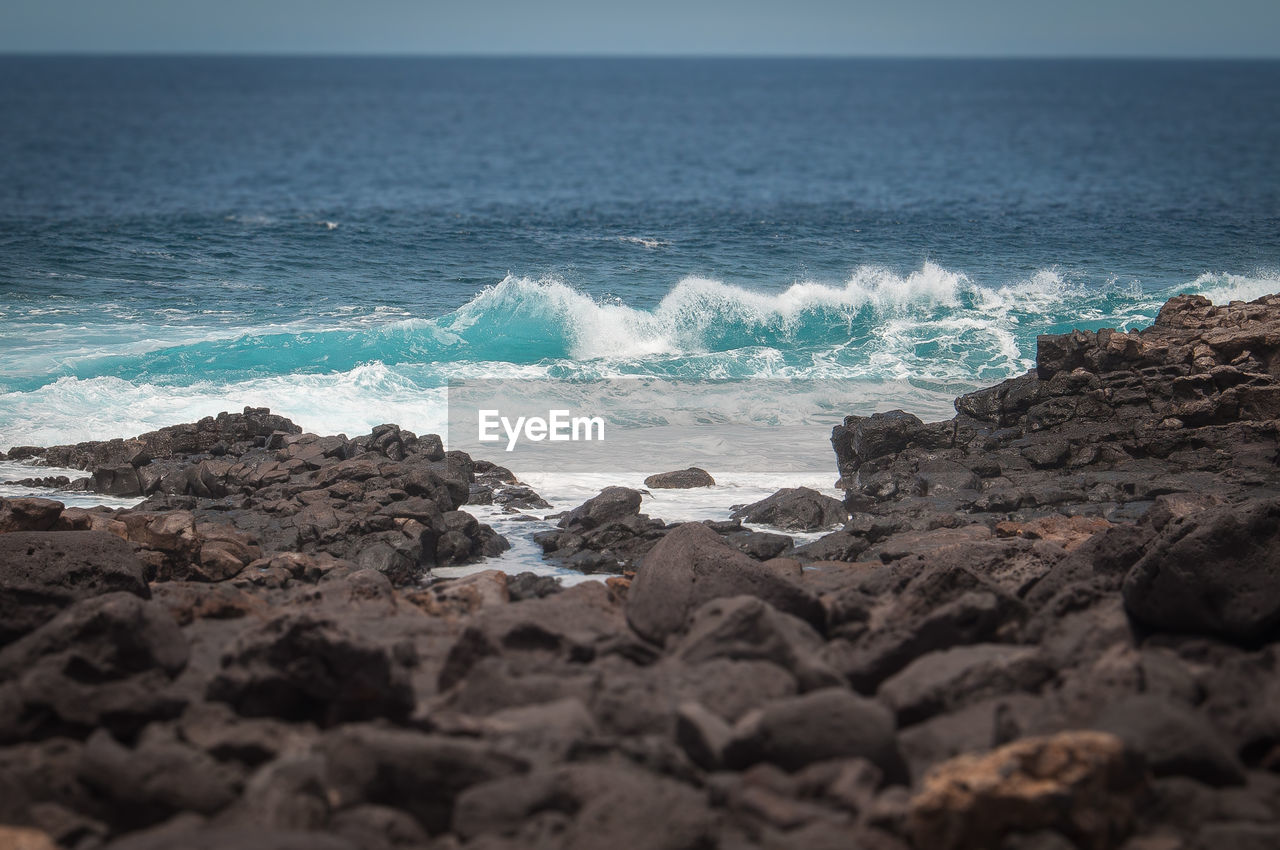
xmin=1188 ymin=271 xmax=1280 ymax=305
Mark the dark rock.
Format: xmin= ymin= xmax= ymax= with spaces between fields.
xmin=1123 ymin=497 xmax=1280 ymax=644
xmin=671 ymin=595 xmax=842 ymax=692
xmin=1094 ymin=695 xmax=1245 ymax=787
xmin=726 ymin=529 xmax=793 ymax=560
xmin=317 ymin=724 xmax=527 ymax=835
xmin=560 ymin=486 xmax=643 ymax=530
xmin=626 ymin=523 xmax=825 ymax=645
xmin=877 ymin=644 xmax=1053 ymax=727
xmin=207 ymin=613 xmax=414 ymax=726
xmin=725 ymin=687 xmax=908 ymax=784
xmin=103 ymin=826 xmax=359 ymax=850
xmin=79 ymin=727 xmax=240 ymax=830
xmin=912 ymin=460 xmax=980 ymax=496
xmin=644 ymin=467 xmax=715 ymax=489
xmin=0 ymin=497 xmax=65 ymax=533
xmin=853 ymin=410 xmax=925 ymax=462
xmin=0 ymin=530 xmax=150 ymax=646
xmin=828 ymin=562 xmax=1025 ymax=692
xmin=453 ymin=763 xmax=715 ymax=849
xmin=0 ymin=593 xmax=188 ymax=743
xmin=730 ymin=487 xmax=848 ymax=531
xmin=505 ymin=571 xmax=563 ymax=601
xmin=438 ymin=582 xmax=631 ymax=693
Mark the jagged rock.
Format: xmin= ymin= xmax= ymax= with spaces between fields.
xmin=0 ymin=593 xmax=189 ymax=743
xmin=561 ymin=486 xmax=643 ymax=530
xmin=206 ymin=613 xmax=415 ymax=726
xmin=535 ymin=487 xmax=666 ymax=573
xmin=0 ymin=530 xmax=150 ymax=646
xmin=1123 ymin=497 xmax=1280 ymax=644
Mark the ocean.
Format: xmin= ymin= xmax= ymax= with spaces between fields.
xmin=2 ymin=57 xmax=1278 ymax=567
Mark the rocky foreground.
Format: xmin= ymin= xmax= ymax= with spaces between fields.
xmin=1 ymin=293 xmax=1280 ymax=849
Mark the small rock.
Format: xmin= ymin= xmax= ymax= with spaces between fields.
xmin=644 ymin=468 xmax=715 ymax=489
xmin=730 ymin=487 xmax=848 ymax=531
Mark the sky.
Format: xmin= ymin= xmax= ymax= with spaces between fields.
xmin=2 ymin=0 xmax=1278 ymax=58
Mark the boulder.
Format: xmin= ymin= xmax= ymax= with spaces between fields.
xmin=906 ymin=731 xmax=1146 ymax=850
xmin=0 ymin=593 xmax=188 ymax=742
xmin=0 ymin=531 xmax=150 ymax=646
xmin=852 ymin=410 xmax=925 ymax=462
xmin=730 ymin=487 xmax=848 ymax=531
xmin=671 ymin=596 xmax=842 ymax=692
xmin=206 ymin=613 xmax=415 ymax=726
xmin=453 ymin=762 xmax=715 ymax=850
xmin=725 ymin=687 xmax=908 ymax=784
xmin=559 ymin=487 xmax=644 ymax=530
xmin=317 ymin=724 xmax=528 ymax=834
xmin=1093 ymin=695 xmax=1245 ymax=787
xmin=877 ymin=644 xmax=1052 ymax=727
xmin=626 ymin=523 xmax=825 ymax=645
xmin=0 ymin=497 xmax=65 ymax=533
xmin=1123 ymin=497 xmax=1280 ymax=644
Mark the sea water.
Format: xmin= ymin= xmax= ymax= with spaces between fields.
xmin=2 ymin=58 xmax=1277 ymax=571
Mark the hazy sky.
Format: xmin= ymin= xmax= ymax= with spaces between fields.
xmin=3 ymin=0 xmax=1278 ymax=57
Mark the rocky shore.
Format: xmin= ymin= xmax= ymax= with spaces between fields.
xmin=1 ymin=292 xmax=1279 ymax=849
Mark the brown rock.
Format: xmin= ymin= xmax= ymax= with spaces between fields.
xmin=0 ymin=497 xmax=65 ymax=534
xmin=906 ymin=731 xmax=1146 ymax=850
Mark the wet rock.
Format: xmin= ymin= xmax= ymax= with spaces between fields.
xmin=505 ymin=571 xmax=563 ymax=601
xmin=906 ymin=731 xmax=1146 ymax=850
xmin=0 ymin=530 xmax=150 ymax=646
xmin=730 ymin=487 xmax=848 ymax=531
xmin=536 ymin=487 xmax=666 ymax=572
xmin=561 ymin=486 xmax=643 ymax=530
xmin=626 ymin=523 xmax=825 ymax=645
xmin=644 ymin=467 xmax=716 ymax=489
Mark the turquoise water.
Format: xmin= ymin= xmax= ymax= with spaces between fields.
xmin=2 ymin=58 xmax=1278 ymax=449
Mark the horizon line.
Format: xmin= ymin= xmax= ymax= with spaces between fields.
xmin=2 ymin=50 xmax=1279 ymax=62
